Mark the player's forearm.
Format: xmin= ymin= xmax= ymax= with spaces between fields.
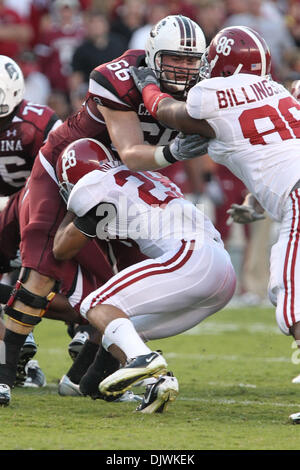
xmin=53 ymin=222 xmax=88 ymax=260
xmin=156 ymin=98 xmax=189 ymax=132
xmin=120 ymin=144 xmax=169 ymax=171
xmin=141 ymin=83 xmax=189 ymax=131
xmin=141 ymin=84 xmax=214 ymax=136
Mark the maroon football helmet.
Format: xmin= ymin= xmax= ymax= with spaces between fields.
xmin=291 ymin=80 xmax=300 ymax=101
xmin=56 ymin=138 xmax=119 ymax=203
xmin=200 ymin=26 xmax=271 ymax=79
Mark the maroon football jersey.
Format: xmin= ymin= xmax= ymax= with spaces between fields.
xmin=0 ymin=99 xmax=60 ymax=196
xmin=41 ymin=50 xmax=178 ymax=169
xmin=87 ymin=49 xmax=178 ymax=146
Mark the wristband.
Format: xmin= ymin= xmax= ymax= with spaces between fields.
xmin=142 ymin=84 xmax=172 ymax=119
xmin=154 ymin=146 xmax=170 ymax=168
xmin=153 ymin=145 xmax=177 ymax=167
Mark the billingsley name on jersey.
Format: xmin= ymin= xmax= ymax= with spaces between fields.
xmin=216 ymin=77 xmax=286 ymax=109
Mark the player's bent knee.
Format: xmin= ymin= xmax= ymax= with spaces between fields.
xmin=4 ymin=268 xmax=60 ymax=328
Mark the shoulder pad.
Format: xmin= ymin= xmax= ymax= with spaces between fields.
xmin=89 ymin=50 xmax=146 ymax=112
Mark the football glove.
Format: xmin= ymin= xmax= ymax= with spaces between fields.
xmin=168 ymin=133 xmax=209 ymax=161
xmin=226 ymin=203 xmax=266 ymax=224
xmin=129 ymin=66 xmax=159 ymax=93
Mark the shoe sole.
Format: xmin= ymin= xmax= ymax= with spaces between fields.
xmin=22 ymin=380 xmax=47 ymax=388
xmin=139 ymin=387 xmax=178 ymax=414
xmin=99 ymin=356 xmax=167 ymax=396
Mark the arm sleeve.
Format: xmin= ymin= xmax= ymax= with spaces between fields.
xmin=73 ymin=202 xmax=117 ymax=238
xmin=186 ymin=85 xmax=204 ymax=120
xmin=73 ymin=206 xmax=99 ymax=238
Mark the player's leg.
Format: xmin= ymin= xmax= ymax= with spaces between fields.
xmin=81 ymin=239 xmax=235 ymax=411
xmin=271 ymin=190 xmax=300 ymax=338
xmin=268 ymin=190 xmax=300 ymax=391
xmin=0 ymin=162 xmax=72 ymax=405
xmin=61 ymin=241 xmax=148 ymax=400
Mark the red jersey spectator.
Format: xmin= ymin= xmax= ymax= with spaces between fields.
xmin=0 ymin=0 xmax=33 ymax=59
xmin=35 ymin=0 xmax=85 ymax=94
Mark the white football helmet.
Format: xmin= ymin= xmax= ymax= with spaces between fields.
xmin=0 ymin=55 xmax=24 ymax=117
xmin=145 ymin=15 xmax=206 ymax=96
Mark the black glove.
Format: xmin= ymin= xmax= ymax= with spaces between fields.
xmin=129 ymin=66 xmax=159 ymax=93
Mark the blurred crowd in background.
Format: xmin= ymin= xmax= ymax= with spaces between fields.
xmin=1 ymin=0 xmax=300 ymax=306
xmin=3 ymin=0 xmax=300 ymax=118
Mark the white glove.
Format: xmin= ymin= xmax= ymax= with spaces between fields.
xmin=168 ymin=133 xmax=209 ymax=161
xmin=226 ymin=203 xmax=266 ymax=224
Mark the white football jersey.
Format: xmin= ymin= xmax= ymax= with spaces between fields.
xmin=186 ymin=74 xmax=300 ymax=221
xmin=67 ymin=164 xmax=220 ymax=258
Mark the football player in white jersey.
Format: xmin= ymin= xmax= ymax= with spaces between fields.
xmin=53 ymin=138 xmax=236 ymax=413
xmin=129 ymin=25 xmax=300 ymax=419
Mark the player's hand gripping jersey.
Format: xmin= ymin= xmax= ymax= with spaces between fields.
xmin=186 ymin=74 xmax=300 ymax=221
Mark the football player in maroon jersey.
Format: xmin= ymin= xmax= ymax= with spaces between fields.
xmin=0 ymin=55 xmax=61 ymax=389
xmin=0 ymin=15 xmax=207 ymax=406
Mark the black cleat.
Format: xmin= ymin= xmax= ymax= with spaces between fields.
xmin=68 ymin=331 xmax=89 ymax=361
xmin=15 ymin=332 xmax=37 ymax=387
xmin=99 ymin=351 xmax=167 ymax=397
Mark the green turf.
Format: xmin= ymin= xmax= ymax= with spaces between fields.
xmin=1 ymin=306 xmax=300 ymax=450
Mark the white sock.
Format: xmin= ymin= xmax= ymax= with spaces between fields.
xmin=103 ymin=317 xmax=151 ymax=359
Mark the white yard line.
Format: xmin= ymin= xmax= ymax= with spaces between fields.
xmin=178 ymin=396 xmax=300 ymax=408
xmin=165 ymin=352 xmax=291 ymax=362
xmin=182 ymin=321 xmax=280 ymax=335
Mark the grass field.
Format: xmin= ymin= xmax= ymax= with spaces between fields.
xmin=1 ymin=305 xmax=300 ymax=450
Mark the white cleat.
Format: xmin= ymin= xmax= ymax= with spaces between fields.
xmin=58 ymin=375 xmax=83 ymax=396
xmin=292 ymin=374 xmax=300 ymax=384
xmin=289 ymin=412 xmax=300 ymax=424
xmin=136 ymin=373 xmax=179 ymax=414
xmin=22 ymin=360 xmax=47 ymax=388
xmin=114 ymin=391 xmax=142 ymax=403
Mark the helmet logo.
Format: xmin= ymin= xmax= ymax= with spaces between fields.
xmin=5 ymin=62 xmax=19 ymax=80
xmin=216 ymin=36 xmax=234 ymax=56
xmin=62 ymin=148 xmax=77 ymax=181
xmin=210 ymin=54 xmax=219 ymax=74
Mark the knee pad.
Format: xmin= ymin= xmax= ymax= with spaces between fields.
xmin=4 ymin=268 xmax=60 ymax=327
